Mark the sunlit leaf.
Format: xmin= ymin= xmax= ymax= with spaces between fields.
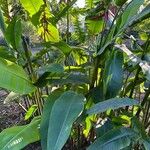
xmin=0 ymin=57 xmax=36 ymax=94
xmin=20 ymin=0 xmax=44 ymax=16
xmin=38 ymin=22 xmax=60 ymax=43
xmin=86 ymin=19 xmax=104 ymax=35
xmin=25 ymin=105 xmax=38 ymax=120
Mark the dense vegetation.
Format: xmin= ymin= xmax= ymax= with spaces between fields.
xmin=0 ymin=0 xmax=150 ymax=149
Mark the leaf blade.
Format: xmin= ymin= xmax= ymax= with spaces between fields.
xmin=87 ymin=98 xmax=139 ymax=115
xmin=47 ymin=91 xmax=85 ymax=150
xmin=0 ymin=57 xmax=36 ymax=94
xmin=87 ymin=127 xmax=136 ymax=150
xmin=0 ymin=117 xmax=40 ymax=150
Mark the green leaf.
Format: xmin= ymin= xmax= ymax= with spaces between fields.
xmin=47 ymin=91 xmax=85 ymax=150
xmin=0 ymin=117 xmax=40 ymax=150
xmin=86 ymin=19 xmax=104 ymax=35
xmin=0 ymin=57 xmax=36 ymax=94
xmin=0 ymin=46 xmax=16 ymax=62
xmin=0 ymin=0 xmax=11 ymax=23
xmin=118 ymin=0 xmax=144 ymax=32
xmin=43 ymin=41 xmax=73 ymax=55
xmin=103 ymin=51 xmax=123 ymax=99
xmin=65 ymin=73 xmax=90 ymax=84
xmin=40 ymin=89 xmax=64 ymax=150
xmin=96 ymin=119 xmax=114 ymax=138
xmin=139 ymin=32 xmax=148 ymax=41
xmin=131 ymin=4 xmax=150 ymax=27
xmin=35 ymin=63 xmax=64 ymax=87
xmin=25 ymin=105 xmax=38 ymax=120
xmin=38 ymin=23 xmax=60 ymax=42
xmin=143 ymin=139 xmax=150 ymax=150
xmin=87 ymin=127 xmax=136 ymax=150
xmin=29 ymin=5 xmax=60 ymax=43
xmin=52 ymin=41 xmax=72 ymax=55
xmin=115 ymin=44 xmax=150 ymax=81
xmin=31 ymin=5 xmax=44 ymax=27
xmin=87 ymin=98 xmax=139 ymax=115
xmin=0 ymin=7 xmax=6 ymax=34
xmin=54 ymin=0 xmax=78 ymax=23
xmin=20 ymin=0 xmax=44 ymax=16
xmin=83 ymin=116 xmax=93 ymax=137
xmin=47 ymin=73 xmax=90 ymax=85
xmin=86 ymin=0 xmax=94 ymax=9
xmin=97 ymin=0 xmax=145 ymax=56
xmin=131 ymin=117 xmax=147 ymax=138
xmin=5 ymin=17 xmax=22 ymax=50
xmin=38 ymin=63 xmax=64 ymax=76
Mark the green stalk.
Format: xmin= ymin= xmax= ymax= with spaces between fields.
xmin=66 ymin=0 xmax=70 ymax=44
xmin=90 ymin=58 xmax=99 ymax=89
xmin=22 ymin=36 xmax=43 ymax=115
xmin=136 ymin=87 xmax=150 ymax=117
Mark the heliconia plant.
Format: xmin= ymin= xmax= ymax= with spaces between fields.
xmin=0 ymin=0 xmax=150 ymax=149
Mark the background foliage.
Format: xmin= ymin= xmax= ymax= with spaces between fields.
xmin=0 ymin=0 xmax=150 ymax=149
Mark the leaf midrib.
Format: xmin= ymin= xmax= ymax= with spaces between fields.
xmin=2 ymin=120 xmax=39 ymax=150
xmin=54 ymin=96 xmax=74 ymax=149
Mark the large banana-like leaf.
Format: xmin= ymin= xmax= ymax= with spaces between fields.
xmin=38 ymin=63 xmax=64 ymax=76
xmin=38 ymin=23 xmax=60 ymax=42
xmin=5 ymin=17 xmax=22 ymax=50
xmin=87 ymin=98 xmax=138 ymax=115
xmin=30 ymin=5 xmax=60 ymax=42
xmin=40 ymin=89 xmax=64 ymax=150
xmin=129 ymin=4 xmax=150 ymax=27
xmin=43 ymin=91 xmax=85 ymax=150
xmin=97 ymin=0 xmax=146 ymax=56
xmin=119 ymin=0 xmax=144 ymax=30
xmin=20 ymin=0 xmax=44 ymax=16
xmin=103 ymin=51 xmax=123 ymax=99
xmin=0 ymin=117 xmax=40 ymax=150
xmin=35 ymin=63 xmax=64 ymax=87
xmin=0 ymin=57 xmax=36 ymax=94
xmin=87 ymin=127 xmax=136 ymax=150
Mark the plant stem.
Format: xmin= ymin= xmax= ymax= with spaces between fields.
xmin=136 ymin=87 xmax=150 ymax=117
xmin=129 ymin=67 xmax=141 ymax=98
xmin=90 ymin=57 xmax=99 ymax=90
